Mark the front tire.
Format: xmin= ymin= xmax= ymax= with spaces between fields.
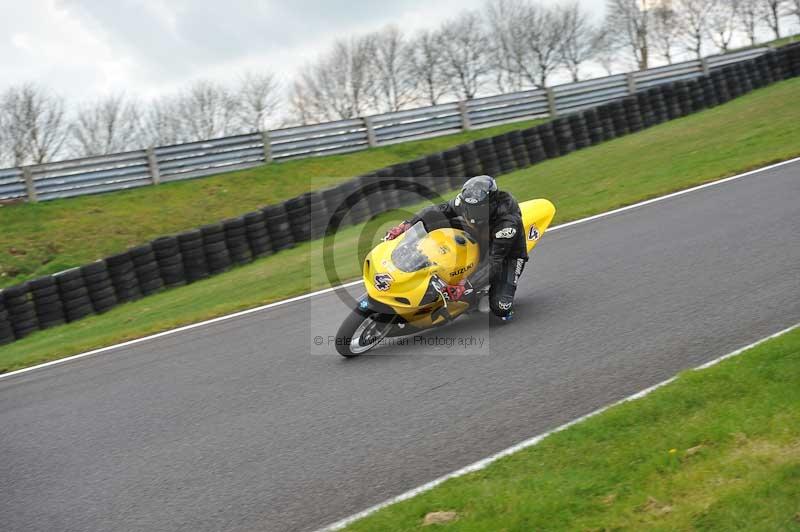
xmin=335 ymin=308 xmax=395 ymax=357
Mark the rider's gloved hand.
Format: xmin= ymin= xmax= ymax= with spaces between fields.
xmin=384 ymin=221 xmax=411 ymax=241
xmin=444 ymin=279 xmax=473 ymax=302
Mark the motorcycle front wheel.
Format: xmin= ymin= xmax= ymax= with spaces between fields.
xmin=335 ymin=308 xmax=396 ymax=357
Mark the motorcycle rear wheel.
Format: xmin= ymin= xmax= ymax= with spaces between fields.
xmin=335 ymin=308 xmax=395 ymax=357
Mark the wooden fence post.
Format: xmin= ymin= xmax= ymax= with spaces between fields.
xmin=700 ymin=58 xmax=710 ymax=76
xmin=22 ymin=166 xmax=38 ymax=202
xmin=458 ymin=100 xmax=472 ymax=131
xmin=261 ymin=131 xmax=273 ymax=163
xmin=546 ymin=88 xmax=558 ymax=118
xmin=363 ymin=117 xmax=378 ymax=148
xmin=626 ymin=72 xmax=637 ymax=94
xmin=146 ymin=147 xmax=161 ymax=185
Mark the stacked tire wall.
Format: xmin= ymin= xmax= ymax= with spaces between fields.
xmin=1 ymin=47 xmax=798 ymax=347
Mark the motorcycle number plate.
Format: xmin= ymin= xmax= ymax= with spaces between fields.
xmin=374 ymin=273 xmax=393 ymax=291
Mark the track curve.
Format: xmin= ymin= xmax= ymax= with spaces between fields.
xmin=1 ymin=161 xmax=799 ymax=532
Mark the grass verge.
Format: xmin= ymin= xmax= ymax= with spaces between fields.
xmin=342 ymin=325 xmax=800 ymax=531
xmin=0 ymin=119 xmax=541 ymax=288
xmin=1 ymin=78 xmax=799 ymax=372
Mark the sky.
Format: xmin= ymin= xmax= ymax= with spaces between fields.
xmin=0 ymin=0 xmax=606 ymax=104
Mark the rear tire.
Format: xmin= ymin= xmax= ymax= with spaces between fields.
xmin=335 ymin=308 xmax=395 ymax=357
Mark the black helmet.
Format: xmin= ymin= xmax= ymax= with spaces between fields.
xmin=454 ymin=175 xmax=497 ymax=225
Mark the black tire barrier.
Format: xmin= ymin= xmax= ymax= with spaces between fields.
xmin=106 ymin=251 xmax=142 ymax=302
xmin=150 ymin=236 xmax=186 ymax=288
xmin=262 ymin=203 xmax=297 ymax=250
xmin=243 ymin=210 xmax=273 ymax=257
xmin=784 ymin=44 xmax=800 ymax=76
xmin=222 ymin=217 xmax=254 ymax=266
xmin=129 ymin=243 xmax=164 ymax=296
xmin=425 ymin=152 xmax=447 ymax=177
xmin=506 ymin=130 xmax=531 ymax=168
xmin=491 ymin=133 xmax=517 ymax=174
xmin=0 ymin=292 xmax=15 ymax=345
xmin=722 ymin=66 xmax=742 ymax=99
xmin=635 ymin=91 xmax=657 ymax=128
xmin=686 ymin=79 xmax=706 ymax=113
xmin=660 ymin=83 xmax=682 ymax=120
xmin=335 ymin=180 xmax=371 ymax=226
xmin=700 ymin=77 xmax=719 ymax=108
xmin=442 ymin=148 xmax=465 ymax=176
xmin=646 ymin=87 xmax=669 ymax=124
xmin=623 ymin=97 xmax=644 ymax=132
xmin=710 ymin=70 xmax=731 ymax=104
xmin=306 ymin=190 xmax=331 ymax=239
xmin=409 ymin=157 xmax=432 ymax=178
xmin=284 ymin=194 xmax=313 ymax=243
xmin=537 ymin=122 xmax=561 ymax=158
xmin=594 ymin=104 xmax=617 ymax=141
xmin=736 ymin=64 xmax=753 ymax=95
xmin=765 ymin=51 xmax=784 ymax=81
xmin=80 ymin=261 xmax=119 ymax=313
xmin=357 ymin=174 xmax=388 ymax=216
xmin=581 ymin=108 xmax=604 ymax=145
xmin=28 ymin=275 xmax=66 ymax=329
xmin=4 ymin=283 xmax=39 ymax=339
xmin=178 ymin=229 xmax=210 ymax=282
xmin=607 ymin=100 xmax=629 ymax=136
xmin=375 ymin=168 xmax=403 ymax=210
xmin=521 ymin=127 xmax=547 ymax=163
xmin=201 ymin=224 xmax=233 ymax=274
xmin=55 ymin=268 xmax=95 ymax=323
xmin=458 ymin=143 xmax=484 ymax=177
xmin=753 ymin=55 xmax=772 ymax=87
xmin=551 ymin=117 xmax=576 ymax=155
xmin=473 ymin=138 xmax=501 ymax=176
xmin=567 ymin=113 xmax=592 ymax=149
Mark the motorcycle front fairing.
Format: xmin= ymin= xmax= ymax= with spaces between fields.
xmin=361 ymin=222 xmax=480 ymax=327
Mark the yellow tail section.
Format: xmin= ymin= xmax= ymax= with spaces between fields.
xmin=519 ymin=199 xmax=556 ymax=253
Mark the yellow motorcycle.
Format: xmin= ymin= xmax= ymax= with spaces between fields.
xmin=335 ymin=199 xmax=556 ymax=357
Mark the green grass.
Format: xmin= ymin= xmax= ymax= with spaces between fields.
xmin=343 ymin=326 xmax=800 ymax=531
xmin=0 ymin=119 xmax=541 ymax=288
xmin=1 ymin=78 xmax=799 ymax=372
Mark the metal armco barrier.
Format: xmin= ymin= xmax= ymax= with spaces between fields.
xmin=0 ymin=48 xmax=769 ymax=204
xmin=1 ymin=47 xmax=798 ymax=347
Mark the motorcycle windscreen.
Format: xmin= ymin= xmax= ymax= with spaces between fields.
xmin=391 ymin=222 xmax=432 ymax=272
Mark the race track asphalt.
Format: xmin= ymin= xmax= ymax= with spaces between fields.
xmin=1 ymin=161 xmax=799 ymax=532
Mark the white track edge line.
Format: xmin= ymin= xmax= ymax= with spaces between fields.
xmin=2 ymin=155 xmax=798 ymax=381
xmin=321 ymin=322 xmax=800 ymax=531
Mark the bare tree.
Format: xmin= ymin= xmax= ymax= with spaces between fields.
xmin=558 ymin=2 xmax=600 ymax=82
xmin=406 ymin=29 xmax=450 ymax=105
xmin=652 ymin=5 xmax=681 ymax=64
xmin=507 ymin=2 xmax=566 ymax=87
xmin=738 ymin=0 xmax=763 ymax=43
xmin=140 ymin=96 xmax=185 ymax=146
xmin=70 ymin=94 xmax=141 ymax=156
xmin=371 ymin=26 xmax=416 ymax=112
xmin=675 ymin=0 xmax=717 ymax=59
xmin=0 ymin=84 xmax=67 ymax=166
xmin=605 ymin=0 xmax=654 ymax=70
xmin=290 ymin=35 xmax=377 ymax=122
xmin=438 ymin=11 xmax=492 ymax=99
xmin=793 ymin=0 xmax=800 ymax=23
xmin=708 ymin=0 xmax=741 ymax=52
xmin=760 ymin=0 xmax=788 ymax=38
xmin=175 ymin=80 xmax=239 ymax=141
xmin=485 ymin=0 xmax=526 ymax=92
xmin=234 ymin=71 xmax=280 ymax=132
xmin=593 ymin=30 xmax=621 ymax=75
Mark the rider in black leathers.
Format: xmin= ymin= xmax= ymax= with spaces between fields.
xmin=385 ymin=175 xmax=527 ymax=321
